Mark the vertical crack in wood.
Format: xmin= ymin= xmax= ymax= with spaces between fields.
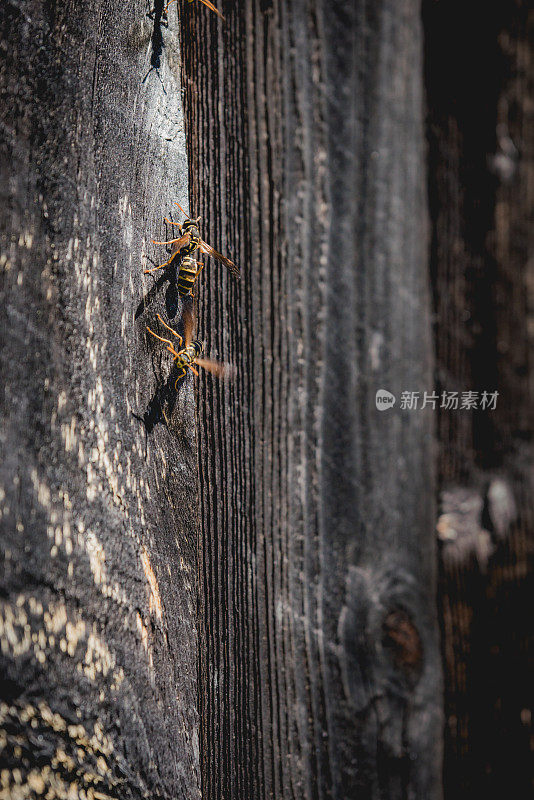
xmin=0 ymin=1 xmax=200 ymax=797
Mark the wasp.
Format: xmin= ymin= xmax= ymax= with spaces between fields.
xmin=147 ymin=312 xmax=234 ymax=387
xmin=164 ymin=0 xmax=225 ymax=22
xmin=144 ymin=203 xmax=239 ymax=296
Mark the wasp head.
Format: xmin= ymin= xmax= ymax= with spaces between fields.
xmin=182 ymin=217 xmax=201 ymax=240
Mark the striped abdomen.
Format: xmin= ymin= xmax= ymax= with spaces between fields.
xmin=177 ymin=255 xmax=199 ymax=296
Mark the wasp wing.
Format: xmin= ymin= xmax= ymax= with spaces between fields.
xmin=183 ymin=307 xmax=195 ymax=348
xmin=198 ymin=239 xmax=240 ymax=280
xmin=195 ymin=357 xmax=236 ymax=380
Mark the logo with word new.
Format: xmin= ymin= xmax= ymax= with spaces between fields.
xmin=375 ymin=389 xmax=396 ymax=410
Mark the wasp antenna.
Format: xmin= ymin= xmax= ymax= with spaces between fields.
xmin=156 ymin=313 xmax=182 ymax=340
xmin=146 ymin=326 xmax=173 ymax=347
xmin=165 ymin=342 xmax=182 ymax=358
xmin=173 ymin=201 xmax=190 ymax=219
xmin=198 ymin=0 xmax=225 ymax=20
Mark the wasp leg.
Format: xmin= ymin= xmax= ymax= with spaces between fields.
xmin=164 ymin=0 xmax=177 ymax=12
xmin=174 ymin=367 xmax=187 ymax=389
xmin=144 ymin=263 xmax=167 ymax=274
xmin=143 ymin=252 xmax=180 ymax=274
xmin=164 ymin=217 xmax=183 ymax=230
xmin=188 ymin=364 xmax=200 ymax=377
xmin=166 ymin=345 xmax=183 ymax=360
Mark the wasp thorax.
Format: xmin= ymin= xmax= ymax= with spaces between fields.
xmin=192 ymin=340 xmax=204 ymax=358
xmin=182 ymin=220 xmax=200 ymax=239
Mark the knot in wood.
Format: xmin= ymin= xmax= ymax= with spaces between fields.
xmin=382 ymin=608 xmax=423 ymax=684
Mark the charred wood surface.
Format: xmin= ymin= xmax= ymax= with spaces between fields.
xmin=0 ymin=2 xmax=200 ymax=798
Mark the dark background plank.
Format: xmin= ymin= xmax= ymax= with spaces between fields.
xmin=424 ymin=2 xmax=534 ymax=798
xmin=180 ymin=1 xmax=442 ymax=798
xmin=0 ymin=2 xmax=200 ymax=797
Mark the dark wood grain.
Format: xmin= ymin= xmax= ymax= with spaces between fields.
xmin=424 ymin=1 xmax=534 ymax=798
xmin=181 ymin=1 xmax=442 ymax=798
xmin=0 ymin=2 xmax=200 ymax=797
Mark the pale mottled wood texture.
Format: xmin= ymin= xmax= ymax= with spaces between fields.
xmin=0 ymin=2 xmax=200 ymax=797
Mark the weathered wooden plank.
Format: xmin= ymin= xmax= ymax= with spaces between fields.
xmin=0 ymin=2 xmax=199 ymax=797
xmin=181 ymin=1 xmax=442 ymax=797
